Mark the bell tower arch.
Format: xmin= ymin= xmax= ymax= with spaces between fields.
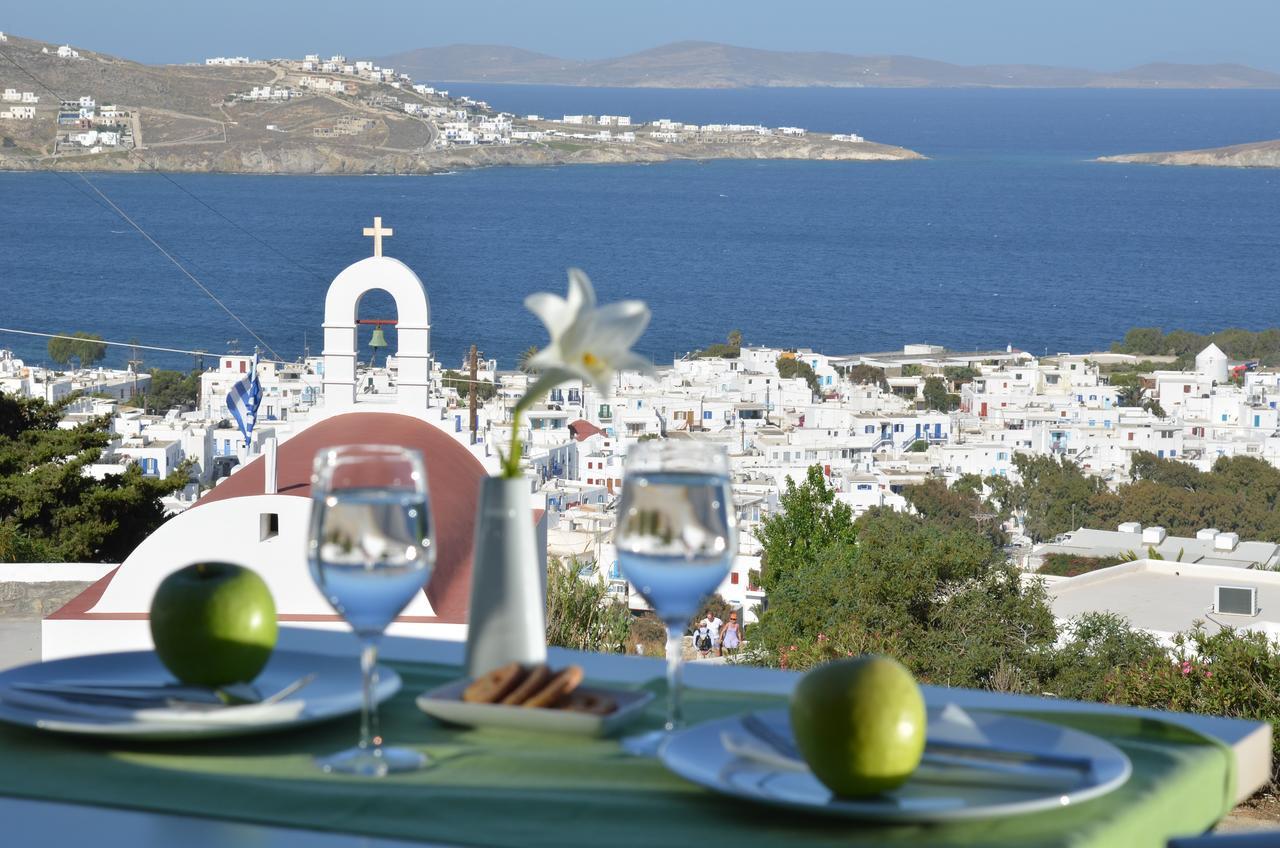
xmin=321 ymin=218 xmax=431 ymax=409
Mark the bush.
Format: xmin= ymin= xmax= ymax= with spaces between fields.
xmin=544 ymin=559 xmax=630 ymax=653
xmin=1038 ymin=553 xmax=1125 ymax=577
xmin=441 ymin=369 xmax=495 ymax=401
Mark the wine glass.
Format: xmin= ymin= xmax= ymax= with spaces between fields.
xmin=615 ymin=440 xmax=737 ymax=756
xmin=308 ymin=444 xmax=435 ymax=776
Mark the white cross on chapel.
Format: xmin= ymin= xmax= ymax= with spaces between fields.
xmin=363 ymin=216 xmax=394 ymax=257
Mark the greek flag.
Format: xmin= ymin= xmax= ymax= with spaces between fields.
xmin=226 ymin=353 xmax=262 ymax=448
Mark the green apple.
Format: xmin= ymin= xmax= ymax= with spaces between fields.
xmin=789 ymin=654 xmax=926 ymax=797
xmin=149 ymin=562 xmax=278 ymax=687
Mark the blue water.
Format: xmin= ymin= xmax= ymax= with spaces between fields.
xmin=1 ymin=88 xmax=1278 ymax=371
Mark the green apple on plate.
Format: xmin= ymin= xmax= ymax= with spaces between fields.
xmin=789 ymin=654 xmax=926 ymax=797
xmin=149 ymin=562 xmax=278 ymax=688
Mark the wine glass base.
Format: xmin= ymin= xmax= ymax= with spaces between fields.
xmin=620 ymin=729 xmax=671 ymax=758
xmin=317 ymin=746 xmax=428 ymax=776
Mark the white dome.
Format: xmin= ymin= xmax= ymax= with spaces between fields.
xmin=1195 ymin=343 xmax=1229 ymax=382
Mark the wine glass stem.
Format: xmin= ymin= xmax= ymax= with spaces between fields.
xmin=664 ymin=623 xmax=684 ymax=733
xmin=359 ymin=637 xmax=382 ymax=753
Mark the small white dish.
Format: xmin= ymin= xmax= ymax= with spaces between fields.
xmin=660 ymin=707 xmax=1132 ymax=823
xmin=416 ymin=678 xmax=654 ymax=737
xmin=0 ymin=650 xmax=399 ymax=741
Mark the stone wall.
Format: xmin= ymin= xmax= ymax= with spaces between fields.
xmin=0 ymin=581 xmax=95 ymax=619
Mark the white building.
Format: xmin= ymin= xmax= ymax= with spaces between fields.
xmin=1048 ymin=559 xmax=1280 ymax=646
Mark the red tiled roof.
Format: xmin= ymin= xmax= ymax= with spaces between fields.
xmin=567 ymin=419 xmax=603 ymax=442
xmin=196 ymin=412 xmax=485 ymax=624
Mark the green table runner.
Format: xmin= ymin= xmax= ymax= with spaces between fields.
xmin=0 ymin=661 xmax=1237 ymax=847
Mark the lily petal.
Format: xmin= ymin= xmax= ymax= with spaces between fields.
xmin=591 ymin=301 xmax=651 ymax=353
xmin=523 ymin=292 xmax=574 ymax=339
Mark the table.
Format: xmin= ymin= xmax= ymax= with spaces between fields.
xmin=1 ymin=628 xmax=1271 ymax=846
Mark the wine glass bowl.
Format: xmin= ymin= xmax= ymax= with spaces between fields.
xmin=615 ymin=440 xmax=736 ymax=755
xmin=308 ymin=444 xmax=435 ymax=776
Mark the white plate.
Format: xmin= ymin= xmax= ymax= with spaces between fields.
xmin=0 ymin=650 xmax=400 ymax=741
xmin=416 ymin=678 xmax=654 ymax=737
xmin=660 ymin=707 xmax=1132 ymax=823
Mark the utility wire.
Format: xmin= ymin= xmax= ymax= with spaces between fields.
xmin=0 ymin=45 xmax=328 ymax=285
xmin=74 ymin=177 xmax=284 ymax=362
xmin=0 ymin=327 xmax=208 ymax=357
xmin=0 ymin=44 xmax=294 ymax=361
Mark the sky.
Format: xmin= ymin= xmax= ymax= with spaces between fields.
xmin=5 ymin=0 xmax=1280 ymax=71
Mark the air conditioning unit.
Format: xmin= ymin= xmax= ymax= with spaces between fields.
xmin=1214 ymin=585 xmax=1258 ymax=616
xmin=1142 ymin=526 xmax=1167 ymax=545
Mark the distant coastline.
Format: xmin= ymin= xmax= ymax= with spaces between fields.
xmin=0 ymin=33 xmax=921 ymax=177
xmin=1098 ymin=138 xmax=1280 ymax=168
xmin=379 ymin=41 xmax=1280 ymax=91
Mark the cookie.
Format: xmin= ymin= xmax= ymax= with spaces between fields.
xmin=522 ymin=664 xmax=584 ymax=708
xmin=559 ymin=690 xmax=617 ymax=716
xmin=462 ymin=661 xmax=527 ymax=704
xmin=500 ymin=663 xmax=553 ymax=705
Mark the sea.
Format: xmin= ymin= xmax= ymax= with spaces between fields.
xmin=2 ymin=86 xmax=1279 ymax=372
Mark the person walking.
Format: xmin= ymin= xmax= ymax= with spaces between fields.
xmin=694 ymin=620 xmax=715 ymax=658
xmin=720 ymin=611 xmax=741 ymax=657
xmin=702 ymin=609 xmax=723 ymax=656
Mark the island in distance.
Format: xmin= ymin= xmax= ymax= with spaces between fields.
xmin=1098 ymin=139 xmax=1280 ymax=169
xmin=380 ymin=41 xmax=1280 ymax=90
xmin=0 ymin=33 xmax=920 ymax=177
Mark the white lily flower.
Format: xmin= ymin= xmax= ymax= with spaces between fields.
xmin=524 ymin=268 xmax=653 ymax=396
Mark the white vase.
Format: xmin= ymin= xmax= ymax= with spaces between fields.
xmin=464 ymin=476 xmax=547 ymax=677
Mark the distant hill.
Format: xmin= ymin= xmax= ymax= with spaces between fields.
xmin=0 ymin=32 xmax=921 ymax=176
xmin=380 ymin=41 xmax=1280 ymax=89
xmin=1099 ymin=139 xmax=1280 ymax=168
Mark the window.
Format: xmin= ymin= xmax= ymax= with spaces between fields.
xmin=1184 ymin=385 xmax=1192 ymax=394
xmin=730 ymin=572 xmax=739 ymax=585
xmin=259 ymin=513 xmax=279 ymax=541
xmin=703 ymin=410 xmax=712 ymax=420
xmin=997 ymin=452 xmax=1008 ymax=461
xmin=1128 ymin=432 xmax=1134 ymax=441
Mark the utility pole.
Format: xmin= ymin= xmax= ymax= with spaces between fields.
xmin=468 ymin=344 xmax=479 ymax=445
xmin=127 ymin=341 xmax=144 ymax=409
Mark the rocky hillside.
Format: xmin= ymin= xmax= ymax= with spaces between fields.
xmin=1098 ymin=139 xmax=1280 ymax=168
xmin=0 ymin=32 xmax=920 ymax=175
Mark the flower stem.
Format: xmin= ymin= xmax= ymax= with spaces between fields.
xmin=502 ymin=370 xmax=572 ymax=478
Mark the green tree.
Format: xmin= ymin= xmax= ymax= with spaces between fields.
xmin=921 ymin=376 xmax=959 ymax=411
xmin=47 ymin=332 xmax=107 ymax=369
xmin=751 ymin=466 xmax=1054 ymax=685
xmin=901 ymin=364 xmax=924 ymax=377
xmin=127 ymin=369 xmax=200 ymax=414
xmin=1007 ymin=454 xmax=1110 ymax=541
xmin=544 ymin=558 xmax=631 ymax=653
xmin=441 ymin=370 xmax=495 ymax=401
xmin=1113 ymin=327 xmax=1166 ymax=356
xmin=846 ymin=364 xmax=889 ymax=390
xmin=776 ymin=356 xmax=821 ymax=396
xmin=903 ymin=477 xmax=1006 ymax=545
xmin=0 ymin=394 xmax=187 ymax=562
xmin=942 ymin=366 xmax=979 ymax=385
xmin=1115 ymin=382 xmax=1145 ymax=408
xmin=727 ymin=329 xmax=743 ymax=348
xmin=517 ymin=345 xmax=540 ymax=374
